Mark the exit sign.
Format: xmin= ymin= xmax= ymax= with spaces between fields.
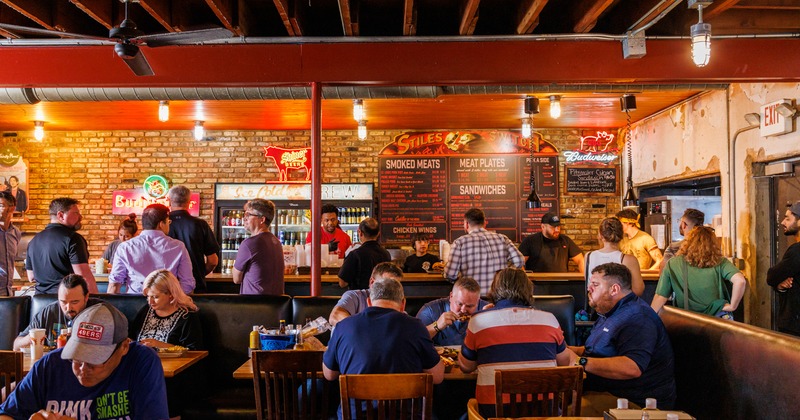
xmin=760 ymin=99 xmax=794 ymax=137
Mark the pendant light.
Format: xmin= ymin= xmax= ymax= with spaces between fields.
xmin=193 ymin=120 xmax=205 ymax=141
xmin=689 ymin=0 xmax=712 ymax=67
xmin=549 ymin=95 xmax=562 ymax=119
xmin=353 ymin=99 xmax=365 ymax=121
xmin=33 ymin=121 xmax=45 ymax=141
xmin=620 ymin=94 xmax=638 ymax=207
xmin=357 ymin=120 xmax=368 ymax=140
xmin=523 ymin=97 xmax=542 ymax=209
xmin=158 ymin=101 xmax=169 ymax=122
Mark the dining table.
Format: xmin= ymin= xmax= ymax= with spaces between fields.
xmin=23 ymin=350 xmax=209 ymax=378
xmin=232 ymin=357 xmax=478 ymax=380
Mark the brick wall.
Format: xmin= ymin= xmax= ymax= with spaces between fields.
xmin=3 ymin=127 xmax=619 ymax=259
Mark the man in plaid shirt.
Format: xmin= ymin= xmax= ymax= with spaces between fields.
xmin=444 ymin=208 xmax=524 ymax=294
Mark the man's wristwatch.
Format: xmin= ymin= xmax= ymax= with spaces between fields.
xmin=577 ymin=357 xmax=588 ymax=367
xmin=432 ymin=322 xmax=441 ymax=333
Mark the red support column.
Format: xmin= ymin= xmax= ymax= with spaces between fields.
xmin=310 ymin=82 xmax=322 ymax=296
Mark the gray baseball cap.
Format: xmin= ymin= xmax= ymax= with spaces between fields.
xmin=61 ymin=302 xmax=128 ymax=365
xmin=790 ymin=201 xmax=800 ymax=218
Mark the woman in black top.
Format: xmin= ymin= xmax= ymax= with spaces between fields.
xmin=131 ymin=269 xmax=203 ymax=350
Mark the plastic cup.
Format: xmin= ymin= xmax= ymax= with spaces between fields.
xmin=29 ymin=328 xmax=45 ymax=361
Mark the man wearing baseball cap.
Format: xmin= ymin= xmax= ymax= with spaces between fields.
xmin=0 ymin=303 xmax=168 ymax=419
xmin=767 ymin=201 xmax=800 ymax=337
xmin=519 ymin=212 xmax=584 ymax=274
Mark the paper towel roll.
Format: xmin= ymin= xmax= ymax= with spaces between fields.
xmin=439 ymin=240 xmax=451 ymax=263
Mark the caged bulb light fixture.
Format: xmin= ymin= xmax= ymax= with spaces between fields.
xmin=357 ymin=120 xmax=368 ymax=140
xmin=353 ymin=99 xmax=365 ymax=122
xmin=158 ymin=101 xmax=169 ymax=122
xmin=620 ymin=94 xmax=638 ymax=207
xmin=33 ymin=121 xmax=45 ymax=141
xmin=193 ymin=120 xmax=205 ymax=141
xmin=549 ymin=95 xmax=562 ymax=119
xmin=689 ymin=0 xmax=713 ymax=67
xmin=521 ymin=118 xmax=532 ymax=139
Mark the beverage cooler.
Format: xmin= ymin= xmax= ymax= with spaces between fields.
xmin=214 ymin=183 xmax=374 ymax=273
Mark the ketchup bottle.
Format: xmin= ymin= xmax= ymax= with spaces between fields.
xmin=56 ymin=329 xmax=69 ymax=348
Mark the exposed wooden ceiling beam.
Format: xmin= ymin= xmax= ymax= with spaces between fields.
xmin=138 ymin=0 xmax=175 ymax=32
xmin=70 ymin=0 xmax=113 ymax=30
xmin=403 ymin=0 xmax=416 ymax=36
xmin=704 ymin=0 xmax=741 ymax=20
xmin=0 ymin=0 xmax=55 ymax=30
xmin=338 ymin=0 xmax=358 ymax=36
xmin=273 ymin=0 xmax=298 ymax=36
xmin=627 ymin=0 xmax=678 ymax=33
xmin=516 ymin=0 xmax=548 ymax=34
xmin=458 ymin=0 xmax=480 ymax=35
xmin=205 ymin=0 xmax=243 ymax=36
xmin=572 ymin=0 xmax=615 ymax=33
xmin=711 ymin=8 xmax=800 ymax=31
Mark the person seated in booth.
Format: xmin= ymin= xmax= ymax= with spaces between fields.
xmin=402 ymin=233 xmax=442 ymax=273
xmin=459 ymin=268 xmax=572 ymax=418
xmin=329 ymin=262 xmax=403 ymax=326
xmin=323 ymin=277 xmax=444 ymax=418
xmin=101 ymin=213 xmax=138 ymax=264
xmin=415 ymin=277 xmax=488 ymax=346
xmin=131 ymin=269 xmax=203 ymax=350
xmin=567 ymin=263 xmax=676 ymax=415
xmin=13 ymin=274 xmax=103 ymax=351
xmin=0 ymin=303 xmax=169 ymax=420
xmin=519 ymin=212 xmax=585 ymax=274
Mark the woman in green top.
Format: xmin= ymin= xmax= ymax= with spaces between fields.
xmin=651 ymin=226 xmax=746 ymax=316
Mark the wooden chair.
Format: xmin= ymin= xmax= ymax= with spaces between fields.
xmin=494 ymin=366 xmax=583 ymax=418
xmin=251 ymin=350 xmax=330 ymax=420
xmin=0 ymin=351 xmax=23 ymax=404
xmin=339 ymin=373 xmax=433 ymax=420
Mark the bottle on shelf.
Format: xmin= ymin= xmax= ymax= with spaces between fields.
xmin=249 ymin=326 xmax=260 ymax=357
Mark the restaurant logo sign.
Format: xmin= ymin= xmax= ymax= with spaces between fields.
xmin=0 ymin=145 xmax=21 ymax=167
xmin=112 ymin=188 xmax=200 ymax=216
xmin=263 ymin=146 xmax=312 ymax=182
xmin=143 ymin=175 xmax=169 ymax=198
xmin=379 ymin=130 xmax=558 ymax=156
xmin=562 ymin=131 xmax=619 ymax=165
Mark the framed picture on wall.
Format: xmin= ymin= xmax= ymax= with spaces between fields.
xmin=0 ymin=144 xmax=30 ymax=213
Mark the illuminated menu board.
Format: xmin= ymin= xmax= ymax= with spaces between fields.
xmin=378 ymin=130 xmax=560 ymax=244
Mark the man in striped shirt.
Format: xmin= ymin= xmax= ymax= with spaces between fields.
xmin=444 ymin=208 xmax=524 ymax=294
xmin=459 ymin=267 xmax=571 ymax=418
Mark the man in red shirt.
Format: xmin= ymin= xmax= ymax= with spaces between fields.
xmin=306 ymin=204 xmax=352 ymax=259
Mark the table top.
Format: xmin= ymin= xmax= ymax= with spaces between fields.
xmin=233 ymin=357 xmax=477 ymax=380
xmin=23 ymin=350 xmax=208 ymax=379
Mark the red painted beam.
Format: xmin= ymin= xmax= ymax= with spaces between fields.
xmin=0 ymin=38 xmax=798 ymax=87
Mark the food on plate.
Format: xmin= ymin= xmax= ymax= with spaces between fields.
xmin=156 ymin=345 xmax=188 ymax=353
xmin=431 ymin=262 xmax=445 ymax=271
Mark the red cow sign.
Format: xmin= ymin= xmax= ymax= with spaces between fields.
xmin=263 ymin=146 xmax=312 ymax=182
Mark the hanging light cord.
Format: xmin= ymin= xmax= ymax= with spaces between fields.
xmin=529 ymin=135 xmax=536 ymax=188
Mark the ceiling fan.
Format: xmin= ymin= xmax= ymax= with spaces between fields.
xmin=0 ymin=0 xmax=232 ymax=76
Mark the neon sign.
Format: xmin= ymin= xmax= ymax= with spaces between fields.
xmin=143 ymin=175 xmax=169 ymax=198
xmin=562 ymin=131 xmax=619 ymax=165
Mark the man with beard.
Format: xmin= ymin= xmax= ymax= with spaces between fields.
xmin=519 ymin=212 xmax=584 ymax=273
xmin=306 ymin=203 xmax=352 ymax=259
xmin=25 ymin=198 xmax=98 ymax=294
xmin=13 ymin=275 xmax=102 ymax=351
xmin=767 ymin=201 xmax=800 ymax=336
xmin=659 ymin=208 xmax=704 ymax=272
xmin=567 ymin=263 xmax=676 ymax=415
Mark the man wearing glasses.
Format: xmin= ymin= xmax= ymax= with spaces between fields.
xmin=233 ymin=199 xmax=285 ymax=295
xmin=0 ymin=302 xmax=169 ymax=419
xmin=108 ymin=204 xmax=194 ymax=294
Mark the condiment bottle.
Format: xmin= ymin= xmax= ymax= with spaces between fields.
xmin=56 ymin=329 xmax=69 ymax=348
xmin=278 ymin=319 xmax=287 ymax=334
xmin=249 ymin=326 xmax=260 ymax=357
xmin=293 ymin=329 xmax=305 ymax=350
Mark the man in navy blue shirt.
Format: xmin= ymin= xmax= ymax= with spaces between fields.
xmin=416 ymin=277 xmax=488 ymax=346
xmin=568 ymin=262 xmax=676 ymax=415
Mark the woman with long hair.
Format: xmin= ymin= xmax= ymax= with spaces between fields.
xmin=651 ymin=226 xmax=746 ymax=317
xmin=102 ymin=213 xmax=138 ymax=262
xmin=131 ymin=269 xmax=203 ymax=349
xmin=585 ymin=217 xmax=644 ymax=296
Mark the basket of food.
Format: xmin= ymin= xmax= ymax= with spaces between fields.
xmin=437 ymin=346 xmax=459 ymax=373
xmin=155 ymin=345 xmax=188 ymax=358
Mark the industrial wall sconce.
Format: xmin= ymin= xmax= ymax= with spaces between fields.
xmin=689 ymin=0 xmax=713 ymax=67
xmin=776 ymin=103 xmax=798 ymax=118
xmin=357 ymin=120 xmax=368 ymax=140
xmin=744 ymin=113 xmax=761 ymax=126
xmin=620 ymin=94 xmax=638 ymax=207
xmin=193 ymin=120 xmax=205 ymax=141
xmin=33 ymin=120 xmax=45 ymax=141
xmin=523 ymin=96 xmax=542 ymax=209
xmin=549 ymin=95 xmax=561 ymax=119
xmin=353 ymin=99 xmax=365 ymax=121
xmin=158 ymin=101 xmax=169 ymax=122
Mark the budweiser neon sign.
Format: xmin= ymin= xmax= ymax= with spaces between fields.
xmin=562 ymin=131 xmax=619 ymax=165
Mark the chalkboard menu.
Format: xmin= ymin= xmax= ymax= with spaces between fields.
xmin=565 ymin=165 xmax=619 ymax=195
xmin=378 ymin=130 xmax=561 ymax=244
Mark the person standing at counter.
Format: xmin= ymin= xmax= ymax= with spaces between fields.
xmin=0 ymin=191 xmax=20 ymax=296
xmin=25 ymin=197 xmax=98 ymax=294
xmin=659 ymin=208 xmax=704 ymax=272
xmin=102 ymin=213 xmax=138 ymax=263
xmin=233 ymin=198 xmax=284 ymax=295
xmin=107 ymin=204 xmax=195 ymax=294
xmin=767 ymin=201 xmax=800 ymax=337
xmin=337 ymin=217 xmax=390 ymax=290
xmin=403 ymin=233 xmax=442 ymax=273
xmin=168 ymin=185 xmax=220 ymax=293
xmin=444 ymin=207 xmax=524 ymax=294
xmin=306 ymin=203 xmax=352 ymax=260
xmin=519 ymin=212 xmax=584 ymax=274
xmin=617 ymin=209 xmax=663 ymax=271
